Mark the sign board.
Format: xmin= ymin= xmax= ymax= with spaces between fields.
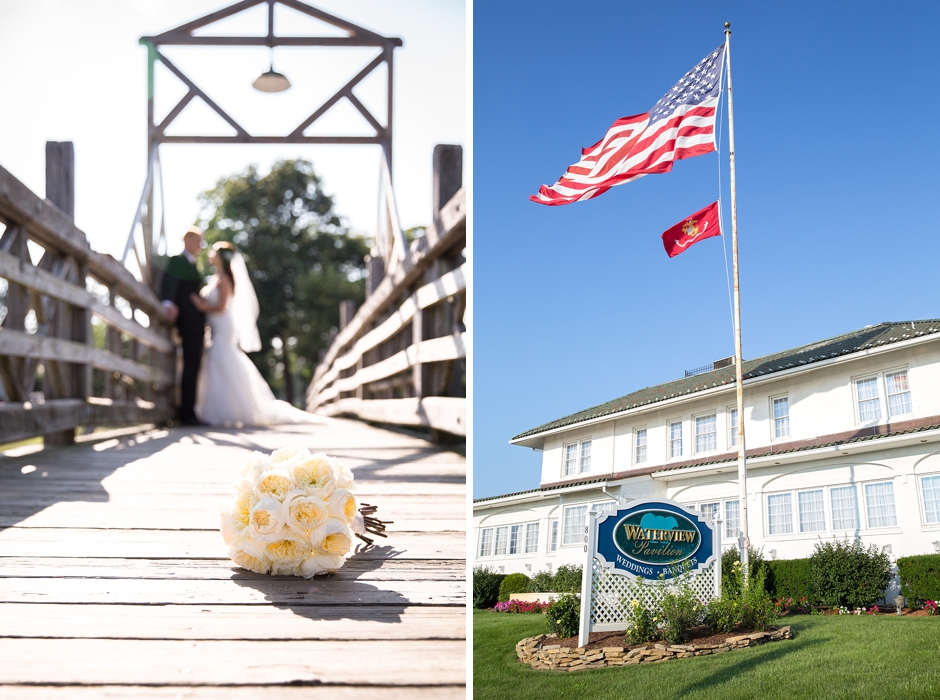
xmin=578 ymin=499 xmax=721 ymax=647
xmin=595 ymin=501 xmax=716 ymax=580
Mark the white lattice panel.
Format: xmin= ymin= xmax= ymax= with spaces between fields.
xmin=588 ymin=558 xmax=718 ymax=631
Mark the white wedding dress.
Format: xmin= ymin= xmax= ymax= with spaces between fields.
xmin=194 ymin=276 xmax=328 ymax=427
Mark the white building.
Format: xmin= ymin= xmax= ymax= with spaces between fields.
xmin=473 ymin=320 xmax=940 ymax=578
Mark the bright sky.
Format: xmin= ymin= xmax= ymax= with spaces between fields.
xmin=0 ymin=0 xmax=465 ymax=260
xmin=472 ymin=1 xmax=940 ymax=498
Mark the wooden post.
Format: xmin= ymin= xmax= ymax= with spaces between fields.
xmin=432 ymin=145 xmax=462 ymax=213
xmin=44 ymin=142 xmax=80 ymax=445
xmin=338 ymin=300 xmax=356 ymax=330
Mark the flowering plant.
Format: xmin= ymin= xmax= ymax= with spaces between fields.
xmin=220 ymin=447 xmax=388 ymax=578
xmin=866 ymin=605 xmax=879 ymax=615
xmin=494 ymin=599 xmax=551 ymax=614
xmin=925 ymin=600 xmax=938 ymax=616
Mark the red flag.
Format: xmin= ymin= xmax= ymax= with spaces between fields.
xmin=661 ymin=201 xmax=721 ymax=257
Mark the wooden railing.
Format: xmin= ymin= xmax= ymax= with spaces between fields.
xmin=0 ymin=144 xmax=175 ymax=444
xmin=306 ymin=145 xmax=466 ymax=437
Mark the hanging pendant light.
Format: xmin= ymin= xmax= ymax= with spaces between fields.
xmin=253 ymin=46 xmax=290 ymax=93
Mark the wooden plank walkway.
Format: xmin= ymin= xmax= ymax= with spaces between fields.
xmin=0 ymin=419 xmax=466 ymax=698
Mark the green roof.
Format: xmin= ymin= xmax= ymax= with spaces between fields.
xmin=512 ymin=320 xmax=940 ymax=442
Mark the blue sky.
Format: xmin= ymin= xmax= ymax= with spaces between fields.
xmin=471 ymin=1 xmax=940 ymax=498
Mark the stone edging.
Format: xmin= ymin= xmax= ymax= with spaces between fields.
xmin=516 ymin=626 xmax=792 ymax=672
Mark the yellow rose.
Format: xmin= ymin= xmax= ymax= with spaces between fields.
xmin=254 ymin=470 xmax=293 ymax=501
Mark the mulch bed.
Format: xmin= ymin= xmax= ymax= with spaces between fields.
xmin=554 ymin=625 xmax=754 ymax=652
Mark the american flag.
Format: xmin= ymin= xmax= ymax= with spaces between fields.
xmin=531 ymin=45 xmax=725 ymax=206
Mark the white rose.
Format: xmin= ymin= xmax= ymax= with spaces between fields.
xmin=300 ymin=553 xmax=345 ymax=578
xmin=327 ymin=488 xmax=358 ymax=524
xmin=236 ymin=451 xmax=271 ymax=493
xmin=310 ymin=518 xmax=353 ymax=558
xmin=331 ymin=457 xmax=355 ymax=490
xmin=284 ymin=490 xmax=329 ymax=532
xmin=253 ymin=468 xmax=294 ymax=502
xmin=291 ymin=453 xmax=336 ymax=499
xmin=229 ymin=545 xmax=272 ymax=575
xmin=269 ymin=446 xmax=311 ymax=469
xmin=264 ymin=529 xmax=312 ymax=569
xmin=248 ymin=497 xmax=286 ymax=542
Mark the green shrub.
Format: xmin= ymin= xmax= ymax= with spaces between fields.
xmin=708 ymin=558 xmax=776 ymax=632
xmin=623 ymin=598 xmax=658 ymax=644
xmin=897 ymin=554 xmax=940 ymax=606
xmin=530 ymin=569 xmax=554 ymax=593
xmin=658 ymin=575 xmax=705 ymax=644
xmin=765 ymin=558 xmax=812 ymax=600
xmin=472 ymin=566 xmax=506 ymax=609
xmin=545 ymin=593 xmax=581 ymax=638
xmin=809 ymin=538 xmax=891 ymax=608
xmin=552 ymin=564 xmax=583 ymax=593
xmin=721 ymin=545 xmax=765 ymax=596
xmin=740 ymin=565 xmax=776 ymax=631
xmin=498 ymin=573 xmax=533 ymax=602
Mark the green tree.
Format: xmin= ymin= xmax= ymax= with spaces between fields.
xmin=198 ymin=158 xmax=369 ymax=405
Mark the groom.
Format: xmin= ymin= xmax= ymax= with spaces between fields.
xmin=160 ymin=226 xmax=206 ymax=425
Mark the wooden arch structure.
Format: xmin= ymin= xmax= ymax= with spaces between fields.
xmin=122 ymin=0 xmax=408 ymax=291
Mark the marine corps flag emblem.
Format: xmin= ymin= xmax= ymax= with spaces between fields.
xmin=661 ymin=201 xmax=722 ymax=257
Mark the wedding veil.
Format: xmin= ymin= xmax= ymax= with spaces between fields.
xmin=228 ymin=251 xmax=262 ymax=353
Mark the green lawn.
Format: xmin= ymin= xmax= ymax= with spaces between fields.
xmin=474 ymin=609 xmax=940 ymax=699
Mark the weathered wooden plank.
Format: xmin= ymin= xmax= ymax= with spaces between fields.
xmin=0 ymin=685 xmax=465 ymax=699
xmin=0 ymin=577 xmax=464 ymax=606
xmin=0 ymin=557 xmax=464 ymax=581
xmin=0 ymin=528 xmax=464 ymax=560
xmin=0 ymin=329 xmax=171 ymax=383
xmin=90 ymin=299 xmax=174 ymax=352
xmin=0 ymin=602 xmax=465 ymax=641
xmin=0 ymin=399 xmax=174 ymax=445
xmin=0 ymin=248 xmax=91 ymax=308
xmin=318 ymin=397 xmax=466 ymax=437
xmin=0 ymin=638 xmax=465 ymax=685
xmin=0 ymin=509 xmax=464 ymax=531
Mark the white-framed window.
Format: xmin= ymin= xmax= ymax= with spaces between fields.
xmin=562 ymin=505 xmax=587 ymax=545
xmin=864 ymin=481 xmax=897 ymax=528
xmin=563 ymin=439 xmax=592 ymax=476
xmin=725 ymin=499 xmax=739 ymax=538
xmin=579 ymin=440 xmax=592 ymax=472
xmin=855 ymin=376 xmax=881 ymax=422
xmin=564 ymin=443 xmax=578 ymax=476
xmin=767 ymin=493 xmax=793 ymax=535
xmin=729 ymin=407 xmax=739 ymax=448
xmin=830 ymin=485 xmax=860 ymax=531
xmin=549 ymin=519 xmax=559 ymax=552
xmin=698 ymin=501 xmax=720 ymax=523
xmin=669 ymin=420 xmax=683 ymax=458
xmin=525 ymin=522 xmax=539 ymax=554
xmin=695 ymin=414 xmax=717 ymax=453
xmin=922 ymin=476 xmax=940 ymax=525
xmin=797 ymin=489 xmax=826 ymax=533
xmin=772 ymin=396 xmax=790 ymax=439
xmin=886 ymin=370 xmax=913 ymax=417
xmin=509 ymin=524 xmax=522 ymax=555
xmin=494 ymin=526 xmax=509 ymax=555
xmin=479 ymin=528 xmax=493 ymax=557
xmin=635 ymin=428 xmax=648 ymax=464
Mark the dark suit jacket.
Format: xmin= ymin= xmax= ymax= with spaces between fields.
xmin=160 ymin=254 xmax=206 ymax=339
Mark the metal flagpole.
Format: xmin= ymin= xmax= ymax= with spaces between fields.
xmin=724 ymin=21 xmax=749 ymax=577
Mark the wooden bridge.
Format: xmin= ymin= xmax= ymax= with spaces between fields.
xmin=0 ymin=420 xmax=465 ymax=697
xmin=0 ymin=126 xmax=465 ymax=697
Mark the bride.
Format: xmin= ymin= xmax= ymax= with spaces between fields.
xmin=191 ymin=241 xmax=328 ymax=427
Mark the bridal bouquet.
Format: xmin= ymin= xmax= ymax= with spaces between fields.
xmin=220 ymin=446 xmax=387 ymax=578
